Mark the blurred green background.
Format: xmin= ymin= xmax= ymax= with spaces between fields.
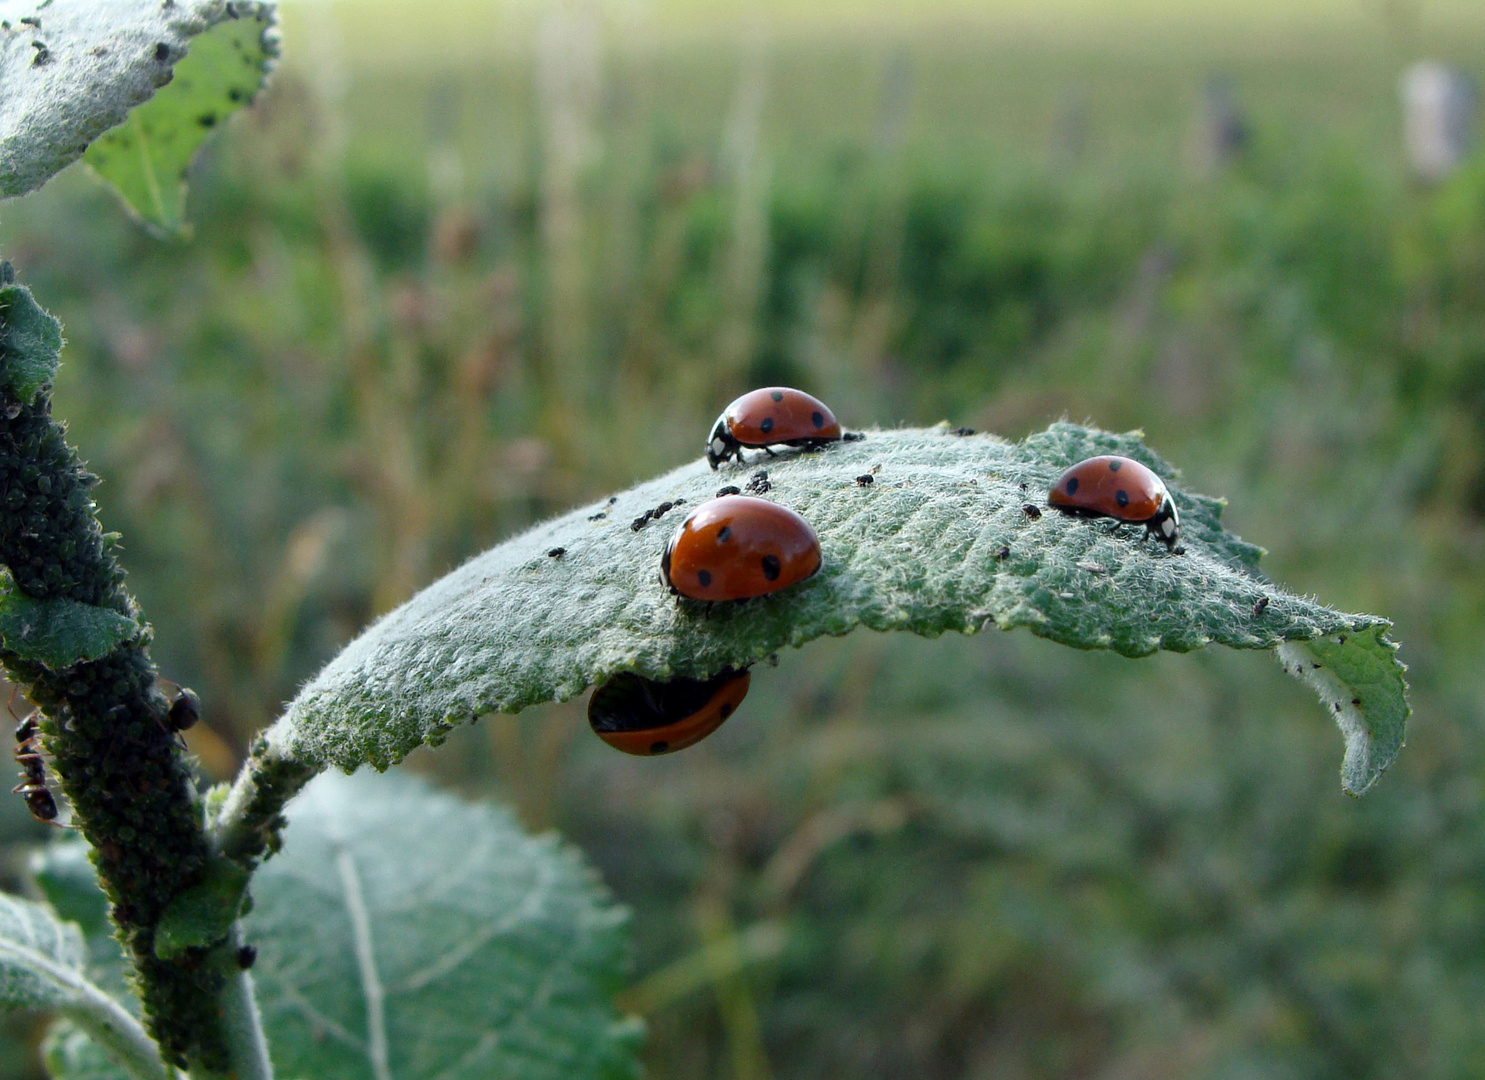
xmin=3 ymin=0 xmax=1485 ymax=1075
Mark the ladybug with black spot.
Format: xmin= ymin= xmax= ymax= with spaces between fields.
xmin=589 ymin=668 xmax=751 ymax=756
xmin=661 ymin=495 xmax=821 ymax=601
xmin=706 ymin=387 xmax=842 ymax=468
xmin=1047 ymin=455 xmax=1180 ymax=549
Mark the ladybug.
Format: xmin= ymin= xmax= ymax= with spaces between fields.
xmin=589 ymin=669 xmax=751 ymax=756
xmin=661 ymin=495 xmax=822 ymax=601
xmin=706 ymin=387 xmax=842 ymax=468
xmin=1047 ymin=455 xmax=1180 ymax=549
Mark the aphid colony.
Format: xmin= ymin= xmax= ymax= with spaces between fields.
xmin=588 ymin=387 xmax=1185 ymax=758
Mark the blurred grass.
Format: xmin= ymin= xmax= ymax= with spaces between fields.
xmin=2 ymin=1 xmax=1485 ymax=1076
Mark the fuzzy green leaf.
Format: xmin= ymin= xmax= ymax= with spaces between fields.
xmin=42 ymin=1024 xmax=132 ymax=1080
xmin=1277 ymin=627 xmax=1410 ymax=795
xmin=32 ymin=841 xmax=128 ymax=999
xmin=154 ymin=857 xmax=249 ymax=959
xmin=0 ymin=278 xmax=62 ymax=403
xmin=0 ymin=568 xmax=138 ymax=670
xmin=82 ymin=2 xmax=277 ymax=235
xmin=0 ymin=890 xmax=85 ymax=1010
xmin=246 ymin=770 xmax=642 ymax=1080
xmin=254 ymin=424 xmax=1407 ymax=792
xmin=0 ymin=0 xmax=278 ymax=208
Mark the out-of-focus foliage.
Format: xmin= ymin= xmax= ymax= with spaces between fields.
xmin=0 ymin=8 xmax=1481 ymax=1078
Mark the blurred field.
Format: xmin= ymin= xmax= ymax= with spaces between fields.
xmin=3 ymin=0 xmax=1485 ymax=1076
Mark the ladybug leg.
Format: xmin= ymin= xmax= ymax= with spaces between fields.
xmin=763 ymin=446 xmax=777 ymax=458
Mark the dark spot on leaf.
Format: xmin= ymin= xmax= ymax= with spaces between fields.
xmin=761 ymin=554 xmax=781 ymax=581
xmin=760 ymin=417 xmax=774 ymax=434
xmin=546 ymin=547 xmax=565 ymax=558
xmin=1065 ymin=476 xmax=1079 ymax=495
xmin=237 ymin=945 xmax=257 ymax=969
xmin=227 ymin=87 xmax=244 ymax=102
xmin=1115 ymin=489 xmax=1129 ymax=508
xmin=154 ymin=41 xmax=170 ymax=62
xmin=1022 ymin=504 xmax=1042 ymax=519
xmin=697 ymin=569 xmax=712 ymax=587
xmin=197 ymin=113 xmax=218 ymax=128
xmin=1108 ymin=459 xmax=1122 ymax=471
xmin=1351 ymin=698 xmax=1361 ymax=705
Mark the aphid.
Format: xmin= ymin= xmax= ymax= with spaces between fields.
xmin=589 ymin=669 xmax=751 ymax=756
xmin=995 ymin=545 xmax=1011 ymax=560
xmin=855 ymin=474 xmax=874 ymax=487
xmin=661 ymin=495 xmax=822 ymax=602
xmin=12 ymin=713 xmax=57 ymax=824
xmin=1252 ymin=596 xmax=1269 ymax=616
xmin=166 ymin=687 xmax=200 ymax=732
xmin=706 ymin=387 xmax=842 ymax=468
xmin=1047 ymin=455 xmax=1181 ymax=550
xmin=954 ymin=427 xmax=976 ymax=436
xmin=547 ymin=547 xmax=566 ymax=558
xmin=746 ymin=471 xmax=772 ymax=495
xmin=1022 ymin=503 xmax=1042 ymax=519
xmin=716 ymin=485 xmax=741 ymax=497
xmin=237 ymin=945 xmax=257 ymax=970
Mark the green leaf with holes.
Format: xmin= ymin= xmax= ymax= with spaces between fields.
xmin=0 ymin=0 xmax=277 ymax=222
xmin=0 ymin=275 xmax=62 ymax=403
xmin=0 ymin=569 xmax=139 ymax=670
xmin=244 ymin=770 xmax=642 ymax=1080
xmin=238 ymin=423 xmax=1407 ymax=795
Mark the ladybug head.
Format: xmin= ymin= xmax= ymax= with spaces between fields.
xmin=1147 ymin=497 xmax=1180 ymax=550
xmin=705 ymin=414 xmax=738 ymax=469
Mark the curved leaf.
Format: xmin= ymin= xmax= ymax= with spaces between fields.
xmin=0 ymin=273 xmax=62 ymax=403
xmin=0 ymin=568 xmax=139 ymax=670
xmin=0 ymin=890 xmax=85 ymax=1010
xmin=256 ymin=424 xmax=1406 ymax=793
xmin=246 ymin=770 xmax=642 ymax=1080
xmin=0 ymin=0 xmax=278 ymax=210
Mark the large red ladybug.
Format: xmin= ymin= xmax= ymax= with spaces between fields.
xmin=589 ymin=668 xmax=751 ymax=756
xmin=661 ymin=495 xmax=822 ymax=601
xmin=707 ymin=387 xmax=842 ymax=468
xmin=1047 ymin=455 xmax=1181 ymax=549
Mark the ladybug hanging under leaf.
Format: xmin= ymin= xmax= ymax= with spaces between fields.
xmin=1047 ymin=455 xmax=1181 ymax=550
xmin=706 ymin=387 xmax=842 ymax=468
xmin=589 ymin=668 xmax=751 ymax=756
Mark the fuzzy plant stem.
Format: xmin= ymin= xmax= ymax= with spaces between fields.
xmin=0 ymin=269 xmax=268 ymax=1075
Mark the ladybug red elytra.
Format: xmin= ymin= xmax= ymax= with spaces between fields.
xmin=661 ymin=495 xmax=822 ymax=601
xmin=1047 ymin=455 xmax=1180 ymax=549
xmin=707 ymin=387 xmax=842 ymax=468
xmin=588 ymin=668 xmax=751 ymax=756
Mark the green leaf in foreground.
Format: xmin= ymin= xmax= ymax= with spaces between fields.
xmin=246 ymin=770 xmax=642 ymax=1080
xmin=0 ymin=275 xmax=63 ymax=403
xmin=0 ymin=888 xmax=166 ymax=1080
xmin=248 ymin=424 xmax=1407 ymax=795
xmin=0 ymin=568 xmax=139 ymax=670
xmin=82 ymin=2 xmax=277 ymax=235
xmin=0 ymin=0 xmax=277 ymax=208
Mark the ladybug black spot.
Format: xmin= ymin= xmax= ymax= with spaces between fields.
xmin=717 ymin=525 xmax=732 ymax=542
xmin=760 ymin=417 xmax=775 ymax=435
xmin=1065 ymin=476 xmax=1079 ymax=495
xmin=761 ymin=554 xmax=781 ymax=581
xmin=650 ymin=741 xmax=668 ymax=754
xmin=1115 ymin=489 xmax=1129 ymax=508
xmin=812 ymin=410 xmax=825 ymax=427
xmin=770 ymin=391 xmax=784 ymax=402
xmin=697 ymin=569 xmax=713 ymax=588
xmin=720 ymin=704 xmax=734 ymax=720
xmin=1108 ymin=459 xmax=1122 ymax=471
